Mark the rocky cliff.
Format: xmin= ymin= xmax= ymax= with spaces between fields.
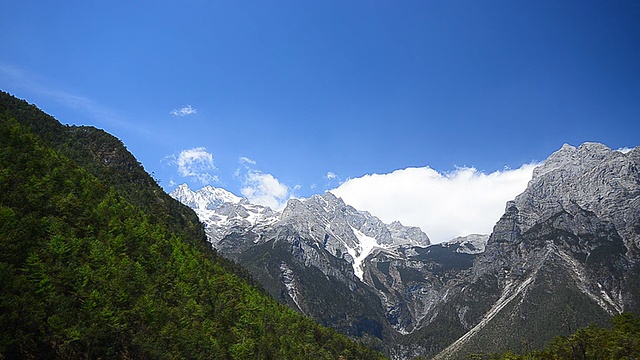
xmin=171 ymin=142 xmax=640 ymax=359
xmin=430 ymin=143 xmax=640 ymax=359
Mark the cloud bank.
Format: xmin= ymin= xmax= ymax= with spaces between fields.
xmin=166 ymin=147 xmax=218 ymax=184
xmin=235 ymin=156 xmax=293 ymax=210
xmin=330 ymin=164 xmax=538 ymax=243
xmin=241 ymin=170 xmax=291 ymax=210
xmin=170 ymin=105 xmax=197 ymax=117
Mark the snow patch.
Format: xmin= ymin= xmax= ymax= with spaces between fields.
xmin=349 ymin=226 xmax=383 ymax=281
xmin=280 ymin=262 xmax=302 ymax=311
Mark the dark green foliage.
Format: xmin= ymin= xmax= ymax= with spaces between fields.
xmin=468 ymin=313 xmax=640 ymax=360
xmin=0 ymin=91 xmax=261 ymax=289
xmin=0 ymin=94 xmax=385 ymax=359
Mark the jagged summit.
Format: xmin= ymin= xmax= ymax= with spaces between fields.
xmin=170 ymin=142 xmax=640 ymax=359
xmin=510 ymin=142 xmax=640 ymax=248
xmin=171 ymin=186 xmax=432 ymax=252
xmin=532 ymin=142 xmax=623 ymax=180
xmin=443 ymin=234 xmax=489 ymax=254
xmin=436 ymin=142 xmax=640 ymax=358
xmin=171 ymin=186 xmax=431 ymax=282
xmin=279 ymin=191 xmax=430 ymax=281
xmin=170 ymin=183 xmax=242 ymax=210
xmin=170 ymin=183 xmax=278 ymax=246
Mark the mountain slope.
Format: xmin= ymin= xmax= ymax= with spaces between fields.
xmin=172 ymin=142 xmax=640 ymax=359
xmin=428 ymin=144 xmax=640 ymax=359
xmin=0 ymin=91 xmax=207 ymax=252
xmin=0 ymin=91 xmax=384 ymax=359
xmin=171 ymin=185 xmax=441 ymax=340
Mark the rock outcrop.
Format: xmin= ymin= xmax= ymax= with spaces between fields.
xmin=171 ymin=142 xmax=640 ymax=359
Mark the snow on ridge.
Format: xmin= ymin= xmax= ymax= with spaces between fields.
xmin=443 ymin=234 xmax=489 ymax=254
xmin=349 ymin=226 xmax=385 ymax=281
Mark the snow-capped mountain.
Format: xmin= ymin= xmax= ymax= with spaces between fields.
xmin=170 ymin=185 xmax=431 ymax=258
xmin=170 ymin=184 xmax=440 ymax=338
xmin=171 ymin=183 xmax=242 ymax=209
xmin=169 ymin=184 xmax=279 ymax=245
xmin=170 ymin=142 xmax=640 ymax=359
xmin=280 ymin=192 xmax=430 ymax=281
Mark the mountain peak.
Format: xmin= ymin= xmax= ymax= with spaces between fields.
xmin=533 ymin=142 xmax=618 ymax=180
xmin=578 ymin=141 xmax=611 ymax=152
xmin=510 ymin=141 xmax=640 ymax=250
xmin=176 ymin=183 xmax=191 ymax=191
xmin=169 ymin=183 xmax=241 ymax=211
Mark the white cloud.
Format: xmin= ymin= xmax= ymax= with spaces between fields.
xmin=326 ymin=171 xmax=337 ymax=180
xmin=330 ymin=164 xmax=538 ymax=243
xmin=170 ymin=105 xmax=197 ymax=117
xmin=166 ymin=147 xmax=218 ymax=184
xmin=239 ymin=156 xmax=257 ymax=165
xmin=241 ymin=170 xmax=291 ymax=210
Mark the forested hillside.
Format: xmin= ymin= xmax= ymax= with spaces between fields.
xmin=0 ymin=91 xmax=384 ymax=359
xmin=469 ymin=313 xmax=640 ymax=359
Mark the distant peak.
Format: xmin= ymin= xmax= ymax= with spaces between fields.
xmin=169 ymin=184 xmax=242 ymax=210
xmin=577 ymin=142 xmax=612 ymax=155
xmin=176 ymin=183 xmax=191 ymax=191
xmin=554 ymin=142 xmax=612 ymax=156
xmin=197 ymin=186 xmax=242 ymax=204
xmin=534 ymin=142 xmax=616 ymax=180
xmin=322 ymin=191 xmax=339 ymax=200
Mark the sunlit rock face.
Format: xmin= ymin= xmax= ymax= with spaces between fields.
xmin=511 ymin=143 xmax=640 ymax=253
xmin=172 ymin=143 xmax=640 ymax=360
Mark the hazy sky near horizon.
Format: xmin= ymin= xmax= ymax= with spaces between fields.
xmin=1 ymin=1 xmax=639 ymax=242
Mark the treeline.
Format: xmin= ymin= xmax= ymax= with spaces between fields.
xmin=0 ymin=90 xmax=261 ymax=291
xmin=467 ymin=312 xmax=640 ymax=360
xmin=0 ymin=93 xmax=385 ymax=359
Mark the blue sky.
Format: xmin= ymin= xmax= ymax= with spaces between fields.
xmin=2 ymin=1 xmax=639 ymax=241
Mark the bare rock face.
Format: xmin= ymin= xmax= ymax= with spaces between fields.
xmin=280 ymin=192 xmax=430 ymax=270
xmin=436 ymin=144 xmax=640 ymax=359
xmin=388 ymin=221 xmax=431 ymax=247
xmin=511 ymin=143 xmax=640 ymax=254
xmin=171 ymin=142 xmax=640 ymax=360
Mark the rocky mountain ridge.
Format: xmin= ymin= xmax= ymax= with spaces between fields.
xmin=171 ymin=142 xmax=640 ymax=359
xmin=512 ymin=143 xmax=640 ymax=253
xmin=430 ymin=143 xmax=640 ymax=359
xmin=170 ymin=185 xmax=432 ymax=275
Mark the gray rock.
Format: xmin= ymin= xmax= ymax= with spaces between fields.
xmin=170 ymin=142 xmax=640 ymax=360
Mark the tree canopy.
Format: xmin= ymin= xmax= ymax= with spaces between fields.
xmin=0 ymin=93 xmax=385 ymax=359
xmin=467 ymin=312 xmax=640 ymax=360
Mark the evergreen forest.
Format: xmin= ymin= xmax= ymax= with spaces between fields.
xmin=0 ymin=91 xmax=384 ymax=359
xmin=3 ymin=90 xmax=640 ymax=359
xmin=467 ymin=313 xmax=640 ymax=359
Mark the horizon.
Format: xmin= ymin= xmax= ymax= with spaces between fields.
xmin=2 ymin=1 xmax=638 ymax=242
